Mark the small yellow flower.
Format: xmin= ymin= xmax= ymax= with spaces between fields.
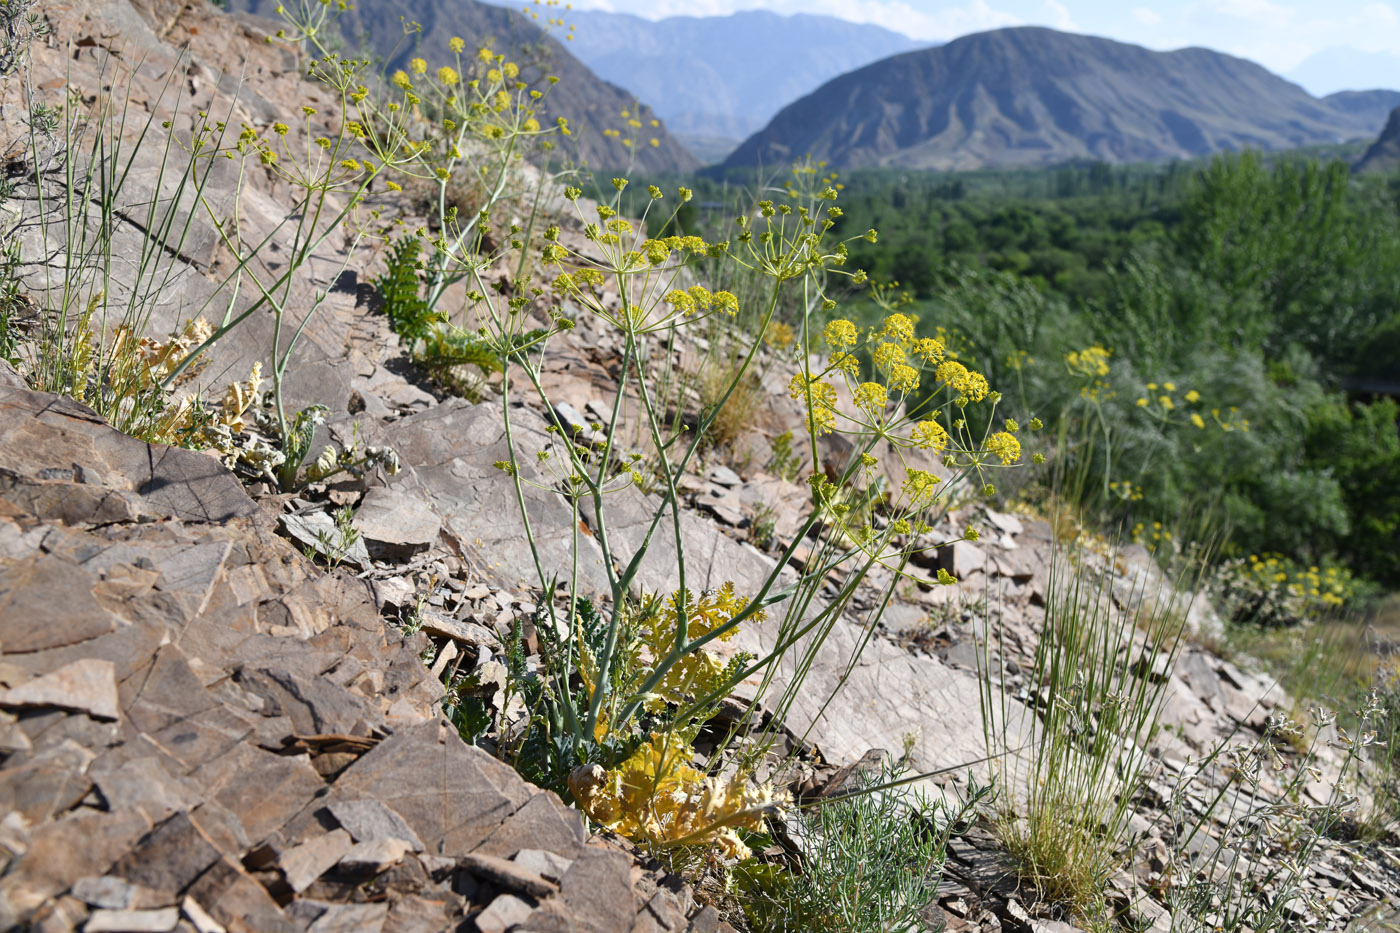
xmin=829 ymin=352 xmax=859 ymax=377
xmin=986 ymin=432 xmax=1021 ymax=465
xmin=911 ymin=419 xmax=949 ymax=451
xmin=853 ymin=382 xmax=888 ymax=416
xmin=439 ymin=66 xmax=459 ymax=86
xmin=410 ymin=57 xmax=427 ymax=75
xmin=881 ymin=313 xmax=914 ymax=343
xmin=888 ymin=364 xmax=919 ymax=392
xmin=823 ymin=319 xmax=858 ymax=351
xmin=1185 ymin=389 xmax=1201 ymax=403
xmin=903 ymin=469 xmax=941 ymax=505
xmin=912 ymin=337 xmax=945 ymax=363
xmin=872 ymin=342 xmax=904 ymax=373
xmin=1190 ymin=413 xmax=1205 ymax=429
xmin=478 ymin=46 xmax=494 ymax=62
xmin=788 ymin=374 xmax=837 ymax=435
xmin=450 ymin=36 xmax=465 ymax=53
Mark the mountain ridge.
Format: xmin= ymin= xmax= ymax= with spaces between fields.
xmin=553 ymin=7 xmax=924 ymax=158
xmin=725 ymin=27 xmax=1384 ymax=171
xmin=226 ymin=0 xmax=699 ymax=172
xmin=1355 ymin=106 xmax=1400 ymax=173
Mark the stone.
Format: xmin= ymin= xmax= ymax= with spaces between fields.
xmin=0 ymin=386 xmax=257 ymax=525
xmin=180 ymin=897 xmax=226 ymax=933
xmin=336 ymin=838 xmax=411 ymax=875
xmin=457 ymin=852 xmax=558 ymax=898
xmin=279 ymin=511 xmax=370 ymax=570
xmin=83 ymin=907 xmax=181 ymax=932
xmin=112 ymin=810 xmax=222 ymax=896
xmin=413 ymin=611 xmax=498 ymax=649
xmin=0 ymin=658 xmax=119 ymax=720
xmin=0 ymin=556 xmax=118 ymax=653
xmin=279 ymin=829 xmax=354 ymax=893
xmin=234 ymin=665 xmax=370 ymax=738
xmin=984 ymin=509 xmax=1024 ymax=537
xmin=123 ymin=646 xmax=219 ymax=735
xmin=558 ymin=850 xmax=636 ymax=933
xmin=325 ymin=721 xmax=532 ymax=856
xmin=474 ymin=791 xmax=587 ymax=860
xmin=326 ymin=799 xmax=424 ymax=851
xmin=188 ymin=743 xmax=325 ymax=846
xmin=352 ymin=487 xmax=441 ymax=561
xmin=940 ymin=541 xmax=988 ymax=579
xmin=304 ymin=902 xmax=390 ymax=933
xmin=0 ymin=739 xmax=96 ymax=825
xmin=381 ymin=896 xmax=452 ymax=933
xmin=71 ymin=876 xmax=168 ymax=911
xmin=706 ymin=465 xmax=742 ymax=487
xmin=185 ymin=856 xmax=295 ymax=933
xmin=473 ymin=894 xmax=535 ymax=933
xmin=512 ymin=848 xmax=574 ymax=884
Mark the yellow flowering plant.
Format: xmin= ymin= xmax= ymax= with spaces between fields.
xmin=452 ymin=162 xmax=1032 ymax=858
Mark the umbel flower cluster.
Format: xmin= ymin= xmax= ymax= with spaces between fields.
xmin=793 ymin=310 xmax=1023 ymax=513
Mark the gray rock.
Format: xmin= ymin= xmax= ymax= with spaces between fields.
xmin=473 ymin=893 xmax=534 ymax=933
xmin=83 ymin=907 xmax=181 ymax=932
xmin=326 ymin=799 xmax=425 ymax=852
xmin=336 ymin=838 xmax=412 ymax=875
xmin=512 ymin=848 xmax=574 ymax=884
xmin=0 ymin=659 xmax=119 ymax=721
xmin=278 ymin=830 xmax=354 ymax=894
xmin=279 ymin=511 xmax=371 ymax=570
xmin=707 ymin=465 xmax=742 ymax=487
xmin=352 ymin=487 xmax=441 ymax=561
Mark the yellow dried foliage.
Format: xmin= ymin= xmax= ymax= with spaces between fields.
xmin=569 ymin=733 xmax=788 ymax=859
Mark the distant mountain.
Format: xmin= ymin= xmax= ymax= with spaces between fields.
xmin=725 ymin=28 xmax=1381 ymax=172
xmin=1355 ymin=107 xmax=1400 ymax=174
xmin=553 ymin=9 xmax=924 ymax=160
xmin=1323 ymin=90 xmax=1400 ymax=134
xmin=225 ymin=0 xmax=698 ymax=172
xmin=1289 ymin=47 xmax=1400 ymax=97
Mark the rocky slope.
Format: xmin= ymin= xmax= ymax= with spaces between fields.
xmin=1355 ymin=105 xmax=1400 ymax=173
xmin=557 ymin=8 xmax=924 ymax=162
xmin=225 ymin=0 xmax=700 ymax=173
xmin=3 ymin=2 xmax=1400 ymax=931
xmin=724 ymin=27 xmax=1380 ymax=171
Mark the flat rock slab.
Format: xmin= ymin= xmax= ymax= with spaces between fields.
xmin=0 ymin=658 xmax=119 ymax=720
xmin=0 ymin=385 xmax=257 ymax=526
xmin=352 ymin=487 xmax=441 ymax=561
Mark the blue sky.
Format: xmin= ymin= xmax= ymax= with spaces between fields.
xmin=551 ymin=0 xmax=1400 ymax=93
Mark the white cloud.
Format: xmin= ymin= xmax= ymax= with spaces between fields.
xmin=1044 ymin=0 xmax=1080 ymax=29
xmin=1186 ymin=0 xmax=1294 ymax=28
xmin=1131 ymin=6 xmax=1163 ymax=25
xmin=1361 ymin=1 xmax=1400 ymax=25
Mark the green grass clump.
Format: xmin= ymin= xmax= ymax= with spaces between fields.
xmin=980 ymin=540 xmax=1186 ymax=927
